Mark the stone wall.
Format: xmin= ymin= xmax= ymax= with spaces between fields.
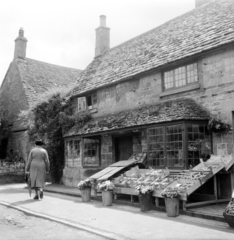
xmin=0 ymin=62 xmax=28 ymax=128
xmin=62 ymin=167 xmax=100 ymax=187
xmin=0 ymin=162 xmax=25 ymax=175
xmin=0 ymin=61 xmax=31 ymax=163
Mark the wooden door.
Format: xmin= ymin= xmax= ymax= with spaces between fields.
xmin=115 ymin=136 xmax=133 ymax=162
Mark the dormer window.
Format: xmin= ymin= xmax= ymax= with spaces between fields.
xmin=78 ymin=93 xmax=97 ymax=112
xmin=164 ymin=63 xmax=198 ymax=90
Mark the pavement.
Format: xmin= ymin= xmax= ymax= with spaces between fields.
xmin=0 ymin=183 xmax=234 ymax=240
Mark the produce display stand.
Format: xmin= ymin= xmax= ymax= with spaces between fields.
xmin=112 ymin=155 xmax=234 ymax=210
xmin=89 ymin=153 xmax=234 ymax=211
xmin=89 ymin=153 xmax=146 ymax=196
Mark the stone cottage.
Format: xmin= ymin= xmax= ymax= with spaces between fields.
xmin=63 ymin=0 xmax=234 ymax=194
xmin=0 ymin=28 xmax=82 ymax=162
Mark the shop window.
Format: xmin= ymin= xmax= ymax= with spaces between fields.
xmin=83 ymin=137 xmax=100 ymax=167
xmin=164 ymin=63 xmax=198 ymax=90
xmin=78 ymin=93 xmax=97 ymax=112
xmin=148 ymin=122 xmax=211 ymax=169
xmin=187 ymin=124 xmax=211 ymax=167
xmin=148 ymin=127 xmax=164 ymax=167
xmin=65 ymin=139 xmax=81 ymax=167
xmin=166 ymin=125 xmax=184 ymax=168
xmin=148 ymin=125 xmax=184 ymax=168
xmin=74 ymin=140 xmax=80 ymax=158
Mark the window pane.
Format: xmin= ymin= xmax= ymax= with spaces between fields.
xmin=187 ymin=123 xmax=211 ymax=167
xmin=148 ymin=127 xmax=164 ymax=167
xmin=187 ymin=63 xmax=198 ymax=83
xmin=84 ymin=138 xmax=100 ymax=167
xmin=175 ymin=66 xmax=186 ymax=87
xmin=166 ymin=124 xmax=184 ymax=167
xmin=164 ymin=70 xmax=174 ymax=89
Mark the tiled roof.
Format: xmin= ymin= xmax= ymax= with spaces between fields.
xmin=17 ymin=58 xmax=82 ymax=107
xmin=72 ymin=0 xmax=234 ymax=96
xmin=64 ymin=98 xmax=211 ymax=137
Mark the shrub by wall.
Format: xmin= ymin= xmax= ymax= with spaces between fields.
xmin=28 ymin=93 xmax=91 ymax=183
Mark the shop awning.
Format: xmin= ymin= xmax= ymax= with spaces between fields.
xmin=64 ymin=98 xmax=210 ymax=137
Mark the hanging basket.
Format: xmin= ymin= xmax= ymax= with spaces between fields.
xmin=164 ymin=197 xmax=179 ymax=217
xmin=223 ymin=212 xmax=234 ymax=228
xmin=138 ymin=194 xmax=153 ymax=212
xmin=102 ymin=191 xmax=113 ymax=206
xmin=81 ymin=188 xmax=91 ymax=202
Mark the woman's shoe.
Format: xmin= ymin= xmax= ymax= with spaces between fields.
xmin=33 ymin=195 xmax=39 ymax=200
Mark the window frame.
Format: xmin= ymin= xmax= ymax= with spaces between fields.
xmin=82 ymin=136 xmax=101 ymax=168
xmin=64 ymin=138 xmax=81 ymax=167
xmin=77 ymin=92 xmax=97 ymax=112
xmin=147 ymin=120 xmax=211 ymax=169
xmin=163 ymin=62 xmax=199 ymax=91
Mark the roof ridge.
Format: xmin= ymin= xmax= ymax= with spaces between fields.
xmin=25 ymin=58 xmax=82 ymax=71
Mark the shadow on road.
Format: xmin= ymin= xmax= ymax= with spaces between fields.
xmin=11 ymin=199 xmax=37 ymax=206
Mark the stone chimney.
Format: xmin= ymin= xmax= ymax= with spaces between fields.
xmin=195 ymin=0 xmax=212 ymax=8
xmin=14 ymin=28 xmax=27 ymax=60
xmin=95 ymin=15 xmax=110 ymax=58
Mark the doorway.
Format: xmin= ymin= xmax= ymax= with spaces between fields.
xmin=115 ymin=136 xmax=133 ymax=162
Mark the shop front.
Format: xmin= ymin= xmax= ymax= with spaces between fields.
xmin=63 ymin=98 xmax=234 ymax=209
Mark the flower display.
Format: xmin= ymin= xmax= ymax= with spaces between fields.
xmin=77 ymin=178 xmax=94 ymax=190
xmin=135 ymin=185 xmax=154 ymax=195
xmin=161 ymin=187 xmax=181 ymax=198
xmin=208 ymin=117 xmax=232 ymax=135
xmin=225 ymin=198 xmax=234 ymax=215
xmin=97 ymin=180 xmax=115 ymax=191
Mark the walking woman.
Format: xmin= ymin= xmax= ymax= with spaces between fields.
xmin=26 ymin=139 xmax=50 ymax=200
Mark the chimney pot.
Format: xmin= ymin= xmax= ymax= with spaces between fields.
xmin=14 ymin=28 xmax=27 ymax=60
xmin=95 ymin=15 xmax=110 ymax=58
xmin=19 ymin=28 xmax=24 ymax=37
xmin=100 ymin=15 xmax=106 ymax=27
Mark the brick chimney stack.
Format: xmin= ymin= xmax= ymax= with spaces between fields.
xmin=14 ymin=28 xmax=27 ymax=60
xmin=95 ymin=15 xmax=110 ymax=58
xmin=195 ymin=0 xmax=212 ymax=8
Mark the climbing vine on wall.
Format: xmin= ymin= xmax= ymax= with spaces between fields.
xmin=27 ymin=93 xmax=91 ymax=183
xmin=0 ymin=104 xmax=11 ymax=141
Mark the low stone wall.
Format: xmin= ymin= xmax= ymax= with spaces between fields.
xmin=62 ymin=167 xmax=101 ymax=187
xmin=0 ymin=162 xmax=25 ymax=174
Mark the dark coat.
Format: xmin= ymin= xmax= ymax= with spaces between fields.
xmin=26 ymin=146 xmax=50 ymax=188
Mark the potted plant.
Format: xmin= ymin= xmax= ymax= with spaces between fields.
xmin=208 ymin=117 xmax=232 ymax=135
xmin=135 ymin=185 xmax=154 ymax=212
xmin=97 ymin=180 xmax=115 ymax=206
xmin=161 ymin=187 xmax=181 ymax=217
xmin=223 ymin=198 xmax=234 ymax=228
xmin=77 ymin=178 xmax=94 ymax=202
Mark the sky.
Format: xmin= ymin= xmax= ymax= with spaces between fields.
xmin=0 ymin=0 xmax=195 ymax=86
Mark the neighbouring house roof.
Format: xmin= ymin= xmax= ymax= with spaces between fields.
xmin=64 ymin=98 xmax=211 ymax=137
xmin=17 ymin=58 xmax=82 ymax=108
xmin=72 ymin=0 xmax=234 ymax=97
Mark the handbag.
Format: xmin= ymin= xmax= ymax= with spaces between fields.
xmin=25 ymin=173 xmax=29 ymax=183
